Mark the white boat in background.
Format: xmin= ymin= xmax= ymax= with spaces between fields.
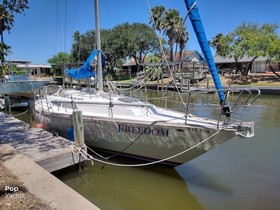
xmin=35 ymin=0 xmax=261 ymax=166
xmin=0 ymin=74 xmax=49 ymax=98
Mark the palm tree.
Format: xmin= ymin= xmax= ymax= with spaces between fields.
xmin=73 ymin=31 xmax=81 ymax=65
xmin=0 ymin=42 xmax=11 ymax=66
xmin=163 ymin=9 xmax=181 ymax=61
xmin=149 ymin=5 xmax=165 ymax=37
xmin=149 ymin=6 xmax=166 ymax=61
xmin=149 ymin=6 xmax=189 ymax=63
xmin=174 ymin=25 xmax=189 ymax=58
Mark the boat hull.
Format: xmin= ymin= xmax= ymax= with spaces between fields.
xmin=38 ymin=111 xmax=236 ymax=166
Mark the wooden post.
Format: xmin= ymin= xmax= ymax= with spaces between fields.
xmin=228 ymin=80 xmax=231 ymax=89
xmin=28 ymin=99 xmax=36 ymax=128
xmin=161 ymin=68 xmax=164 ymax=92
xmin=4 ymin=96 xmax=11 ymax=114
xmin=73 ymin=111 xmax=85 ymax=147
xmin=187 ymin=79 xmax=190 ymax=90
xmin=157 ymin=67 xmax=159 ymax=91
xmin=180 ymin=63 xmax=183 ymax=91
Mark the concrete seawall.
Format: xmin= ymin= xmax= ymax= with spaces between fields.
xmin=0 ymin=113 xmax=100 ymax=209
xmin=0 ymin=144 xmax=99 ymax=210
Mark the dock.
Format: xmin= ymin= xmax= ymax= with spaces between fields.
xmin=0 ymin=112 xmax=82 ymax=172
xmin=0 ymin=112 xmax=101 ymax=209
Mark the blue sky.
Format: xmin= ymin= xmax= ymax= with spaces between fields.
xmin=4 ymin=0 xmax=280 ymax=64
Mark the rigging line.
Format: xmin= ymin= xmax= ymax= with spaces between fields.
xmin=121 ymin=69 xmax=158 ymax=93
xmin=114 ymin=65 xmax=159 ymax=93
xmin=147 ymin=0 xmax=188 ymax=60
xmin=146 ymin=0 xmax=186 ymax=109
xmin=115 ymin=64 xmax=160 ymax=91
xmin=182 ymin=0 xmax=198 ymax=25
xmin=71 ymin=0 xmax=79 ymax=35
xmin=73 ymin=130 xmax=221 ymax=167
xmin=106 ymin=120 xmax=160 ymax=160
xmin=55 ymin=0 xmax=59 ymax=53
xmin=64 ymin=0 xmax=67 ymax=54
xmin=146 ymin=0 xmax=169 ymax=67
xmin=84 ymin=121 xmax=161 ymax=161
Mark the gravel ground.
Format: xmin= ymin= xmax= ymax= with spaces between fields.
xmin=0 ymin=163 xmax=51 ymax=210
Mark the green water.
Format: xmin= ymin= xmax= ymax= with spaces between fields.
xmin=12 ymin=92 xmax=280 ymax=210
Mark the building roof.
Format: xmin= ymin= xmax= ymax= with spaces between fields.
xmin=214 ymin=55 xmax=268 ymax=64
xmin=122 ymin=50 xmax=204 ymax=66
xmin=17 ymin=64 xmax=51 ymax=68
xmin=6 ymin=60 xmax=31 ymax=64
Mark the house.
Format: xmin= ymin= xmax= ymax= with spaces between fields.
xmin=174 ymin=50 xmax=205 ymax=62
xmin=122 ymin=50 xmax=205 ymax=75
xmin=5 ymin=61 xmax=51 ymax=77
xmin=214 ymin=55 xmax=273 ymax=74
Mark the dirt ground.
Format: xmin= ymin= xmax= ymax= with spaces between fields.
xmin=0 ymin=163 xmax=51 ymax=210
xmin=148 ymin=73 xmax=280 ymax=87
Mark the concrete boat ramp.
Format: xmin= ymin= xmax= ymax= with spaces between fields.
xmin=0 ymin=112 xmax=100 ymax=210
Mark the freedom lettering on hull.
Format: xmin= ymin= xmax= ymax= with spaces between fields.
xmin=117 ymin=124 xmax=169 ymax=137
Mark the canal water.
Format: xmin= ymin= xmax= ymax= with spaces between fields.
xmin=12 ymin=91 xmax=280 ymax=210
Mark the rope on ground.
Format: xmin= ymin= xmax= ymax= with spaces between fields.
xmin=72 ymin=130 xmax=221 ymax=167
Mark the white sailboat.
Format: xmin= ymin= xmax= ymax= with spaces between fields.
xmin=35 ymin=0 xmax=260 ymax=166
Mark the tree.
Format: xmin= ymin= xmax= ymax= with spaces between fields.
xmin=0 ymin=0 xmax=29 ymax=65
xmin=163 ymin=9 xmax=181 ymax=61
xmin=149 ymin=5 xmax=166 ymax=37
xmin=261 ymin=25 xmax=280 ymax=78
xmin=71 ymin=30 xmax=96 ymax=64
xmin=210 ymin=23 xmax=280 ymax=76
xmin=70 ymin=23 xmax=160 ymax=74
xmin=72 ymin=31 xmax=81 ymax=64
xmin=0 ymin=42 xmax=11 ymax=65
xmin=48 ymin=52 xmax=71 ymax=76
xmin=149 ymin=6 xmax=188 ymax=62
xmin=174 ymin=25 xmax=189 ymax=57
xmin=101 ymin=26 xmax=127 ymax=72
xmin=129 ymin=23 xmax=159 ymax=66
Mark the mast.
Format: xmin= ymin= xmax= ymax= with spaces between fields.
xmin=94 ymin=0 xmax=103 ymax=92
xmin=184 ymin=0 xmax=225 ymax=103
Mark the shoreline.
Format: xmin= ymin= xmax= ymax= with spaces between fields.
xmin=0 ymin=144 xmax=100 ymax=210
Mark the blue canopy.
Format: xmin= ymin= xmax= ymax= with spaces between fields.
xmin=65 ymin=49 xmax=104 ymax=80
xmin=184 ymin=0 xmax=225 ymax=102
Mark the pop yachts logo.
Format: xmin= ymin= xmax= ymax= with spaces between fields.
xmin=117 ymin=124 xmax=168 ymax=137
xmin=3 ymin=186 xmax=25 ymax=199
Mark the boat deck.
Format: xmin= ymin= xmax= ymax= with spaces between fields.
xmin=0 ymin=112 xmax=82 ymax=172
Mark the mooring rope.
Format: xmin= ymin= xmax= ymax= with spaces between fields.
xmin=11 ymin=109 xmax=29 ymax=117
xmin=72 ymin=130 xmax=221 ymax=167
xmin=99 ymin=120 xmax=160 ymax=160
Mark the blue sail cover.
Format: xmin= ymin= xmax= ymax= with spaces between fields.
xmin=184 ymin=0 xmax=225 ymax=102
xmin=65 ymin=49 xmax=103 ymax=80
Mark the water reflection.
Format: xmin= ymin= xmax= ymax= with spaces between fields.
xmin=176 ymin=94 xmax=280 ymax=210
xmin=56 ymin=161 xmax=203 ymax=210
